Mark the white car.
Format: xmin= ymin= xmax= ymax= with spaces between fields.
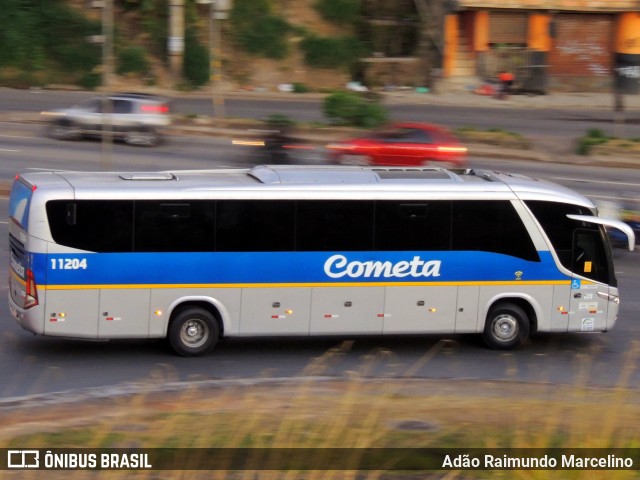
xmin=43 ymin=93 xmax=171 ymax=147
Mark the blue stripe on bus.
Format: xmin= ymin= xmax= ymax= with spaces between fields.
xmin=34 ymin=251 xmax=568 ymax=287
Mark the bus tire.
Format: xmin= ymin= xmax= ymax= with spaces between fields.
xmin=168 ymin=307 xmax=219 ymax=357
xmin=482 ymin=303 xmax=529 ymax=350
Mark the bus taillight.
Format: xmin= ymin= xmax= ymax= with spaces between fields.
xmin=24 ymin=268 xmax=39 ymax=309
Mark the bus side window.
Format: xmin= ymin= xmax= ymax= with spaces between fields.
xmin=374 ymin=201 xmax=451 ymax=251
xmin=46 ymin=200 xmax=134 ymax=252
xmin=134 ymin=201 xmax=215 ymax=252
xmin=452 ymin=201 xmax=539 ymax=261
xmin=216 ymin=200 xmax=295 ymax=252
xmin=296 ymin=200 xmax=374 ymax=251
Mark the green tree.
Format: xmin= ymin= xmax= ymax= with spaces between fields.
xmin=315 ymin=0 xmax=361 ymax=26
xmin=301 ymin=35 xmax=365 ymax=70
xmin=230 ymin=0 xmax=291 ymax=59
xmin=183 ymin=29 xmax=209 ymax=87
xmin=118 ymin=47 xmax=150 ymax=75
xmin=139 ymin=0 xmax=169 ymax=58
xmin=0 ymin=0 xmax=101 ymax=85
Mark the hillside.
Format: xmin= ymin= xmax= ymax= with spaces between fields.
xmin=211 ymin=0 xmax=353 ymax=91
xmin=70 ymin=0 xmax=353 ymax=92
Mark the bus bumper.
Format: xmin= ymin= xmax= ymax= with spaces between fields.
xmin=9 ymin=294 xmax=43 ymax=335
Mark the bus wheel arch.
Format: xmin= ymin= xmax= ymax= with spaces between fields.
xmin=167 ymin=302 xmax=223 ymax=356
xmin=482 ymin=298 xmax=536 ymax=350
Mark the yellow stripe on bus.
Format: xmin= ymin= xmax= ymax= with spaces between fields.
xmin=42 ymin=280 xmax=572 ymax=290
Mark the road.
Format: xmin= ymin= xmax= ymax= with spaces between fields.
xmin=3 ymin=87 xmax=640 ymax=153
xmin=0 ymin=120 xmax=638 ymax=400
xmin=2 ymin=120 xmax=640 ymax=202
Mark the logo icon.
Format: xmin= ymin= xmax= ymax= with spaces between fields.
xmin=8 ymin=450 xmax=39 ymax=469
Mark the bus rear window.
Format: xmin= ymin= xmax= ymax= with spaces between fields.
xmin=9 ymin=179 xmax=33 ymax=229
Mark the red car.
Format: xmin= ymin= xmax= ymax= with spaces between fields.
xmin=327 ymin=122 xmax=468 ymax=167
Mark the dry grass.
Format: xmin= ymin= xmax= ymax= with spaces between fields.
xmin=454 ymin=127 xmax=531 ymax=150
xmin=1 ymin=341 xmax=639 ymax=479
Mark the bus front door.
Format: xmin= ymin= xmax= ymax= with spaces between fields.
xmin=568 ymin=229 xmax=610 ymax=332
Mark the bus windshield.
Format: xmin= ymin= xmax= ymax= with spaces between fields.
xmin=525 ymin=200 xmax=615 ymax=285
xmin=9 ymin=179 xmax=33 ymax=229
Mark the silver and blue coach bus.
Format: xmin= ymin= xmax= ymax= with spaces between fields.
xmin=8 ymin=166 xmax=635 ymax=356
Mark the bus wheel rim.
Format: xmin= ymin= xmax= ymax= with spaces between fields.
xmin=492 ymin=314 xmax=518 ymax=341
xmin=181 ymin=319 xmax=209 ymax=348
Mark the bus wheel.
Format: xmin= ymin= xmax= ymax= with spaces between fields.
xmin=169 ymin=307 xmax=219 ymax=356
xmin=482 ymin=303 xmax=529 ymax=350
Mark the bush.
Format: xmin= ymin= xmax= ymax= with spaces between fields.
xmin=576 ymin=129 xmax=611 ymax=155
xmin=314 ymin=0 xmax=361 ymax=26
xmin=293 ymin=82 xmax=311 ymax=93
xmin=79 ymin=72 xmax=102 ymax=90
xmin=238 ymin=15 xmax=290 ymax=59
xmin=300 ymin=35 xmax=365 ymax=69
xmin=265 ymin=114 xmax=295 ymax=129
xmin=40 ymin=2 xmax=102 ymax=73
xmin=323 ymin=91 xmax=387 ymax=128
xmin=0 ymin=0 xmax=100 ymax=76
xmin=183 ymin=30 xmax=209 ymax=88
xmin=231 ymin=0 xmax=291 ymax=59
xmin=140 ymin=0 xmax=169 ymax=58
xmin=117 ymin=46 xmax=149 ymax=75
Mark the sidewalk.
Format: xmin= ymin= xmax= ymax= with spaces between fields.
xmin=185 ymin=86 xmax=640 ymax=111
xmin=381 ymin=89 xmax=640 ymax=111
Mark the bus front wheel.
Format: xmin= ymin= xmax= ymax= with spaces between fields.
xmin=482 ymin=303 xmax=529 ymax=350
xmin=169 ymin=307 xmax=219 ymax=356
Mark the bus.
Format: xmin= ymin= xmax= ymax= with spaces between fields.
xmin=8 ymin=166 xmax=635 ymax=356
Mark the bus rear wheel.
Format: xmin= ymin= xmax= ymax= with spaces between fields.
xmin=169 ymin=307 xmax=219 ymax=356
xmin=482 ymin=303 xmax=529 ymax=350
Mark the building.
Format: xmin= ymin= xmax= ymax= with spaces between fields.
xmin=443 ymin=1 xmax=640 ymax=93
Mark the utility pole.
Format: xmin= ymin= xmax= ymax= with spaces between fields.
xmin=168 ymin=0 xmax=185 ymax=84
xmin=196 ymin=0 xmax=232 ymax=124
xmin=101 ymin=0 xmax=114 ymax=171
xmin=102 ymin=0 xmax=115 ymax=88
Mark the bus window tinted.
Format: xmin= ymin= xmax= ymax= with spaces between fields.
xmin=375 ymin=201 xmax=451 ymax=251
xmin=47 ymin=200 xmax=134 ymax=252
xmin=452 ymin=201 xmax=539 ymax=261
xmin=297 ymin=200 xmax=374 ymax=251
xmin=216 ymin=200 xmax=295 ymax=251
xmin=525 ymin=201 xmax=593 ymax=269
xmin=573 ymin=229 xmax=610 ymax=285
xmin=47 ymin=199 xmax=538 ymax=259
xmin=135 ymin=201 xmax=216 ymax=252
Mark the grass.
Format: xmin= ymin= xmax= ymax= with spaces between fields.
xmin=1 ymin=341 xmax=639 ymax=479
xmin=454 ymin=127 xmax=531 ymax=149
xmin=575 ymin=128 xmax=640 ymax=156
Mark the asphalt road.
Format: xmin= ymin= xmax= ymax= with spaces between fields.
xmin=2 ymin=119 xmax=640 ymax=201
xmin=3 ymin=87 xmax=640 ymax=154
xmin=0 ymin=123 xmax=639 ymax=399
